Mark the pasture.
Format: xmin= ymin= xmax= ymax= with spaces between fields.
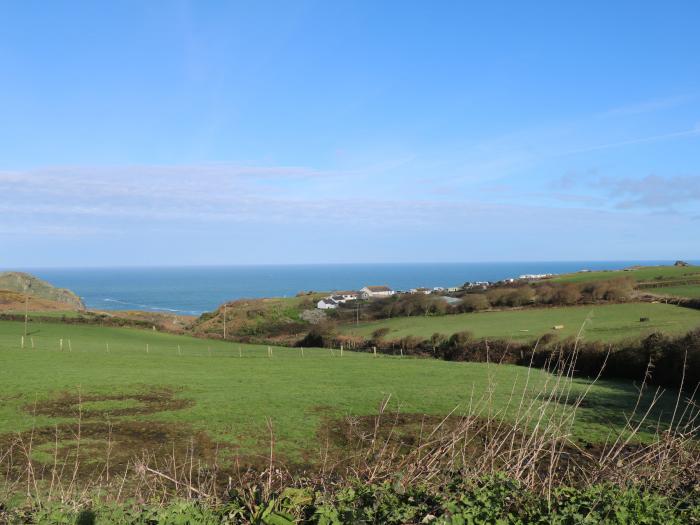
xmin=342 ymin=302 xmax=700 ymax=342
xmin=0 ymin=319 xmax=687 ymax=473
xmin=549 ymin=264 xmax=700 ymax=284
xmin=652 ymin=284 xmax=700 ymax=299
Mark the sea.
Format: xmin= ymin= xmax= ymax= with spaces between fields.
xmin=14 ymin=261 xmax=688 ymax=316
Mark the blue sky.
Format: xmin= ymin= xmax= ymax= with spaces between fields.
xmin=1 ymin=1 xmax=699 ymax=266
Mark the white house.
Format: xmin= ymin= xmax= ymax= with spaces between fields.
xmin=317 ymin=298 xmax=339 ymax=310
xmin=360 ymin=285 xmax=394 ymax=299
xmin=409 ymin=287 xmax=431 ymax=295
xmin=317 ymin=291 xmax=360 ymax=310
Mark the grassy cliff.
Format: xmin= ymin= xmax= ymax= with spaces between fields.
xmin=0 ymin=271 xmax=84 ymax=310
xmin=190 ymin=293 xmax=325 ymax=342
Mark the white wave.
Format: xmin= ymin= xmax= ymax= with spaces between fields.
xmin=101 ymin=297 xmax=191 ymax=313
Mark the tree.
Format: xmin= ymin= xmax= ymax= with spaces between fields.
xmin=461 ymin=294 xmax=490 ymax=312
xmin=552 ymin=284 xmax=581 ymax=305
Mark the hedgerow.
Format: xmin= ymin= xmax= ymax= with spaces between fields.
xmin=3 ymin=476 xmax=699 ymax=524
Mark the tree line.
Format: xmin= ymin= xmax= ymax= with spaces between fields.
xmin=300 ymin=325 xmax=700 ymax=393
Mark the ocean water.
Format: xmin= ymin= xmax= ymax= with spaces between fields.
xmin=18 ymin=261 xmax=681 ymax=316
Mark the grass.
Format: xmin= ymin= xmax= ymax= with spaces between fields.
xmin=549 ymin=264 xmax=700 ymax=284
xmin=651 ymin=284 xmax=700 ymax=299
xmin=191 ymin=293 xmax=325 ymax=337
xmin=0 ymin=318 xmax=690 ymax=468
xmin=2 ymin=310 xmax=85 ymax=319
xmin=342 ymin=302 xmax=700 ymax=342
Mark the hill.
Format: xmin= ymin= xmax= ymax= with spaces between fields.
xmin=340 ymin=302 xmax=700 ymax=342
xmin=190 ymin=293 xmax=325 ymax=342
xmin=0 ymin=290 xmax=83 ymax=314
xmin=0 ymin=271 xmax=84 ymax=310
xmin=0 ymin=318 xmax=687 ymax=466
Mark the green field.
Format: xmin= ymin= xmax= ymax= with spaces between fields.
xmin=550 ymin=264 xmax=700 ymax=284
xmin=0 ymin=319 xmax=686 ymax=470
xmin=651 ymin=285 xmax=700 ymax=299
xmin=342 ymin=303 xmax=700 ymax=342
xmin=2 ymin=310 xmax=85 ymax=318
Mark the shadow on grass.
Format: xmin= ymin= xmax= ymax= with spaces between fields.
xmin=562 ymin=377 xmax=698 ymax=441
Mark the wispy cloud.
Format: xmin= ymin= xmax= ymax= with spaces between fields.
xmin=599 ymin=94 xmax=697 ymax=117
xmin=548 ymin=172 xmax=700 ymax=215
xmin=439 ymin=94 xmax=700 ymax=187
xmin=598 ymin=174 xmax=700 ymax=210
xmin=0 ymin=162 xmax=657 ymax=235
xmin=558 ymin=126 xmax=700 ymax=157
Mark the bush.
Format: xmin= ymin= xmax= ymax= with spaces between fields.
xmin=5 ymin=476 xmax=699 ymax=524
xmin=461 ymin=293 xmax=490 ymax=312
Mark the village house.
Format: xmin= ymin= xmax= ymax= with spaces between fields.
xmin=316 ymin=297 xmax=339 ymax=309
xmin=360 ymin=285 xmax=394 ymax=299
xmin=316 ymin=291 xmax=360 ymax=309
xmin=409 ymin=287 xmax=432 ymax=295
xmin=334 ymin=291 xmax=360 ymax=301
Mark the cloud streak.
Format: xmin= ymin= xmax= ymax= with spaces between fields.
xmin=598 ymin=175 xmax=700 ymax=210
xmin=559 ymin=127 xmax=700 ymax=157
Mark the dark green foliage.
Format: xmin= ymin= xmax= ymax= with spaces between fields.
xmin=4 ymin=476 xmax=699 ymax=524
xmin=323 ymin=327 xmax=700 ymax=393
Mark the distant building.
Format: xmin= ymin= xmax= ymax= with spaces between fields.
xmin=333 ymin=291 xmax=360 ymax=301
xmin=316 ymin=291 xmax=360 ymax=310
xmin=518 ymin=273 xmax=553 ymax=280
xmin=447 ymin=286 xmax=461 ymax=293
xmin=317 ymin=298 xmax=339 ymax=310
xmin=409 ymin=287 xmax=432 ymax=295
xmin=360 ymin=285 xmax=394 ymax=299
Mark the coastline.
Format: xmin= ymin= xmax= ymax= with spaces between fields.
xmin=10 ymin=260 xmax=687 ymax=315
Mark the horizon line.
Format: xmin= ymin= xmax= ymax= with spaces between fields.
xmin=2 ymin=259 xmax=695 ymax=271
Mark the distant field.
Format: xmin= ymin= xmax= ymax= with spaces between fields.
xmin=342 ymin=303 xmax=700 ymax=342
xmin=0 ymin=319 xmax=687 ymax=472
xmin=2 ymin=310 xmax=85 ymax=319
xmin=549 ymin=265 xmax=700 ymax=284
xmin=651 ymin=285 xmax=700 ymax=299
